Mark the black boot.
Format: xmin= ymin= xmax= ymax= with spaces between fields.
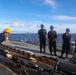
xmin=44 ymin=49 xmax=46 ymax=53
xmin=40 ymin=49 xmax=42 ymax=53
xmin=60 ymin=53 xmax=63 ymax=58
xmin=54 ymin=53 xmax=57 ymax=56
xmin=50 ymin=52 xmax=52 ymax=55
xmin=65 ymin=54 xmax=68 ymax=58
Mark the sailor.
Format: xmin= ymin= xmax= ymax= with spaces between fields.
xmin=74 ymin=37 xmax=76 ymax=53
xmin=38 ymin=24 xmax=47 ymax=53
xmin=61 ymin=28 xmax=71 ymax=58
xmin=48 ymin=25 xmax=57 ymax=56
xmin=0 ymin=28 xmax=11 ymax=44
xmin=72 ymin=37 xmax=76 ymax=58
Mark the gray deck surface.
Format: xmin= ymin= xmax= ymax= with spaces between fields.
xmin=2 ymin=41 xmax=73 ymax=58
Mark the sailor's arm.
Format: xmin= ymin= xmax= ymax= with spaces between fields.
xmin=46 ymin=33 xmax=48 ymax=40
xmin=47 ymin=32 xmax=50 ymax=43
xmin=56 ymin=38 xmax=58 ymax=44
xmin=5 ymin=37 xmax=10 ymax=42
xmin=70 ymin=35 xmax=71 ymax=46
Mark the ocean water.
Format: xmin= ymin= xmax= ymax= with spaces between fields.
xmin=9 ymin=33 xmax=76 ymax=44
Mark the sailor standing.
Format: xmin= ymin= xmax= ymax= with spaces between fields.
xmin=0 ymin=28 xmax=11 ymax=44
xmin=72 ymin=37 xmax=76 ymax=59
xmin=60 ymin=28 xmax=71 ymax=58
xmin=38 ymin=24 xmax=47 ymax=53
xmin=48 ymin=25 xmax=58 ymax=56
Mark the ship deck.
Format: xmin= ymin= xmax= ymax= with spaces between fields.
xmin=0 ymin=41 xmax=74 ymax=75
xmin=2 ymin=41 xmax=73 ymax=58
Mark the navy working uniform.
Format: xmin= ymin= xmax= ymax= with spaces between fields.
xmin=48 ymin=30 xmax=57 ymax=55
xmin=61 ymin=28 xmax=71 ymax=58
xmin=73 ymin=37 xmax=76 ymax=58
xmin=0 ymin=33 xmax=5 ymax=44
xmin=38 ymin=28 xmax=47 ymax=53
xmin=74 ymin=37 xmax=76 ymax=53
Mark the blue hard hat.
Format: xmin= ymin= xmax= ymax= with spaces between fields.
xmin=50 ymin=25 xmax=54 ymax=29
xmin=66 ymin=28 xmax=70 ymax=32
xmin=41 ymin=24 xmax=44 ymax=28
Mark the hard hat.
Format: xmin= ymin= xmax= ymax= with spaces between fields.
xmin=66 ymin=28 xmax=70 ymax=32
xmin=41 ymin=24 xmax=44 ymax=28
xmin=50 ymin=25 xmax=54 ymax=29
xmin=4 ymin=28 xmax=11 ymax=33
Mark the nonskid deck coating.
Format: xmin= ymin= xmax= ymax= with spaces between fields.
xmin=2 ymin=41 xmax=73 ymax=58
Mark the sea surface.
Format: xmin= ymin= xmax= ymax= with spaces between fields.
xmin=9 ymin=33 xmax=76 ymax=44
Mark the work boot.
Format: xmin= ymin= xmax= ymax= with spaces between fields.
xmin=59 ymin=54 xmax=63 ymax=58
xmin=40 ymin=50 xmax=42 ymax=53
xmin=44 ymin=50 xmax=46 ymax=53
xmin=65 ymin=54 xmax=68 ymax=58
xmin=50 ymin=52 xmax=52 ymax=55
xmin=54 ymin=53 xmax=57 ymax=56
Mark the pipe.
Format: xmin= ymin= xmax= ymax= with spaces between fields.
xmin=57 ymin=62 xmax=76 ymax=75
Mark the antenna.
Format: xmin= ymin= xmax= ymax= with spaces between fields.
xmin=27 ymin=32 xmax=33 ymax=43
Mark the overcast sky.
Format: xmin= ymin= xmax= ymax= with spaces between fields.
xmin=0 ymin=0 xmax=76 ymax=33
